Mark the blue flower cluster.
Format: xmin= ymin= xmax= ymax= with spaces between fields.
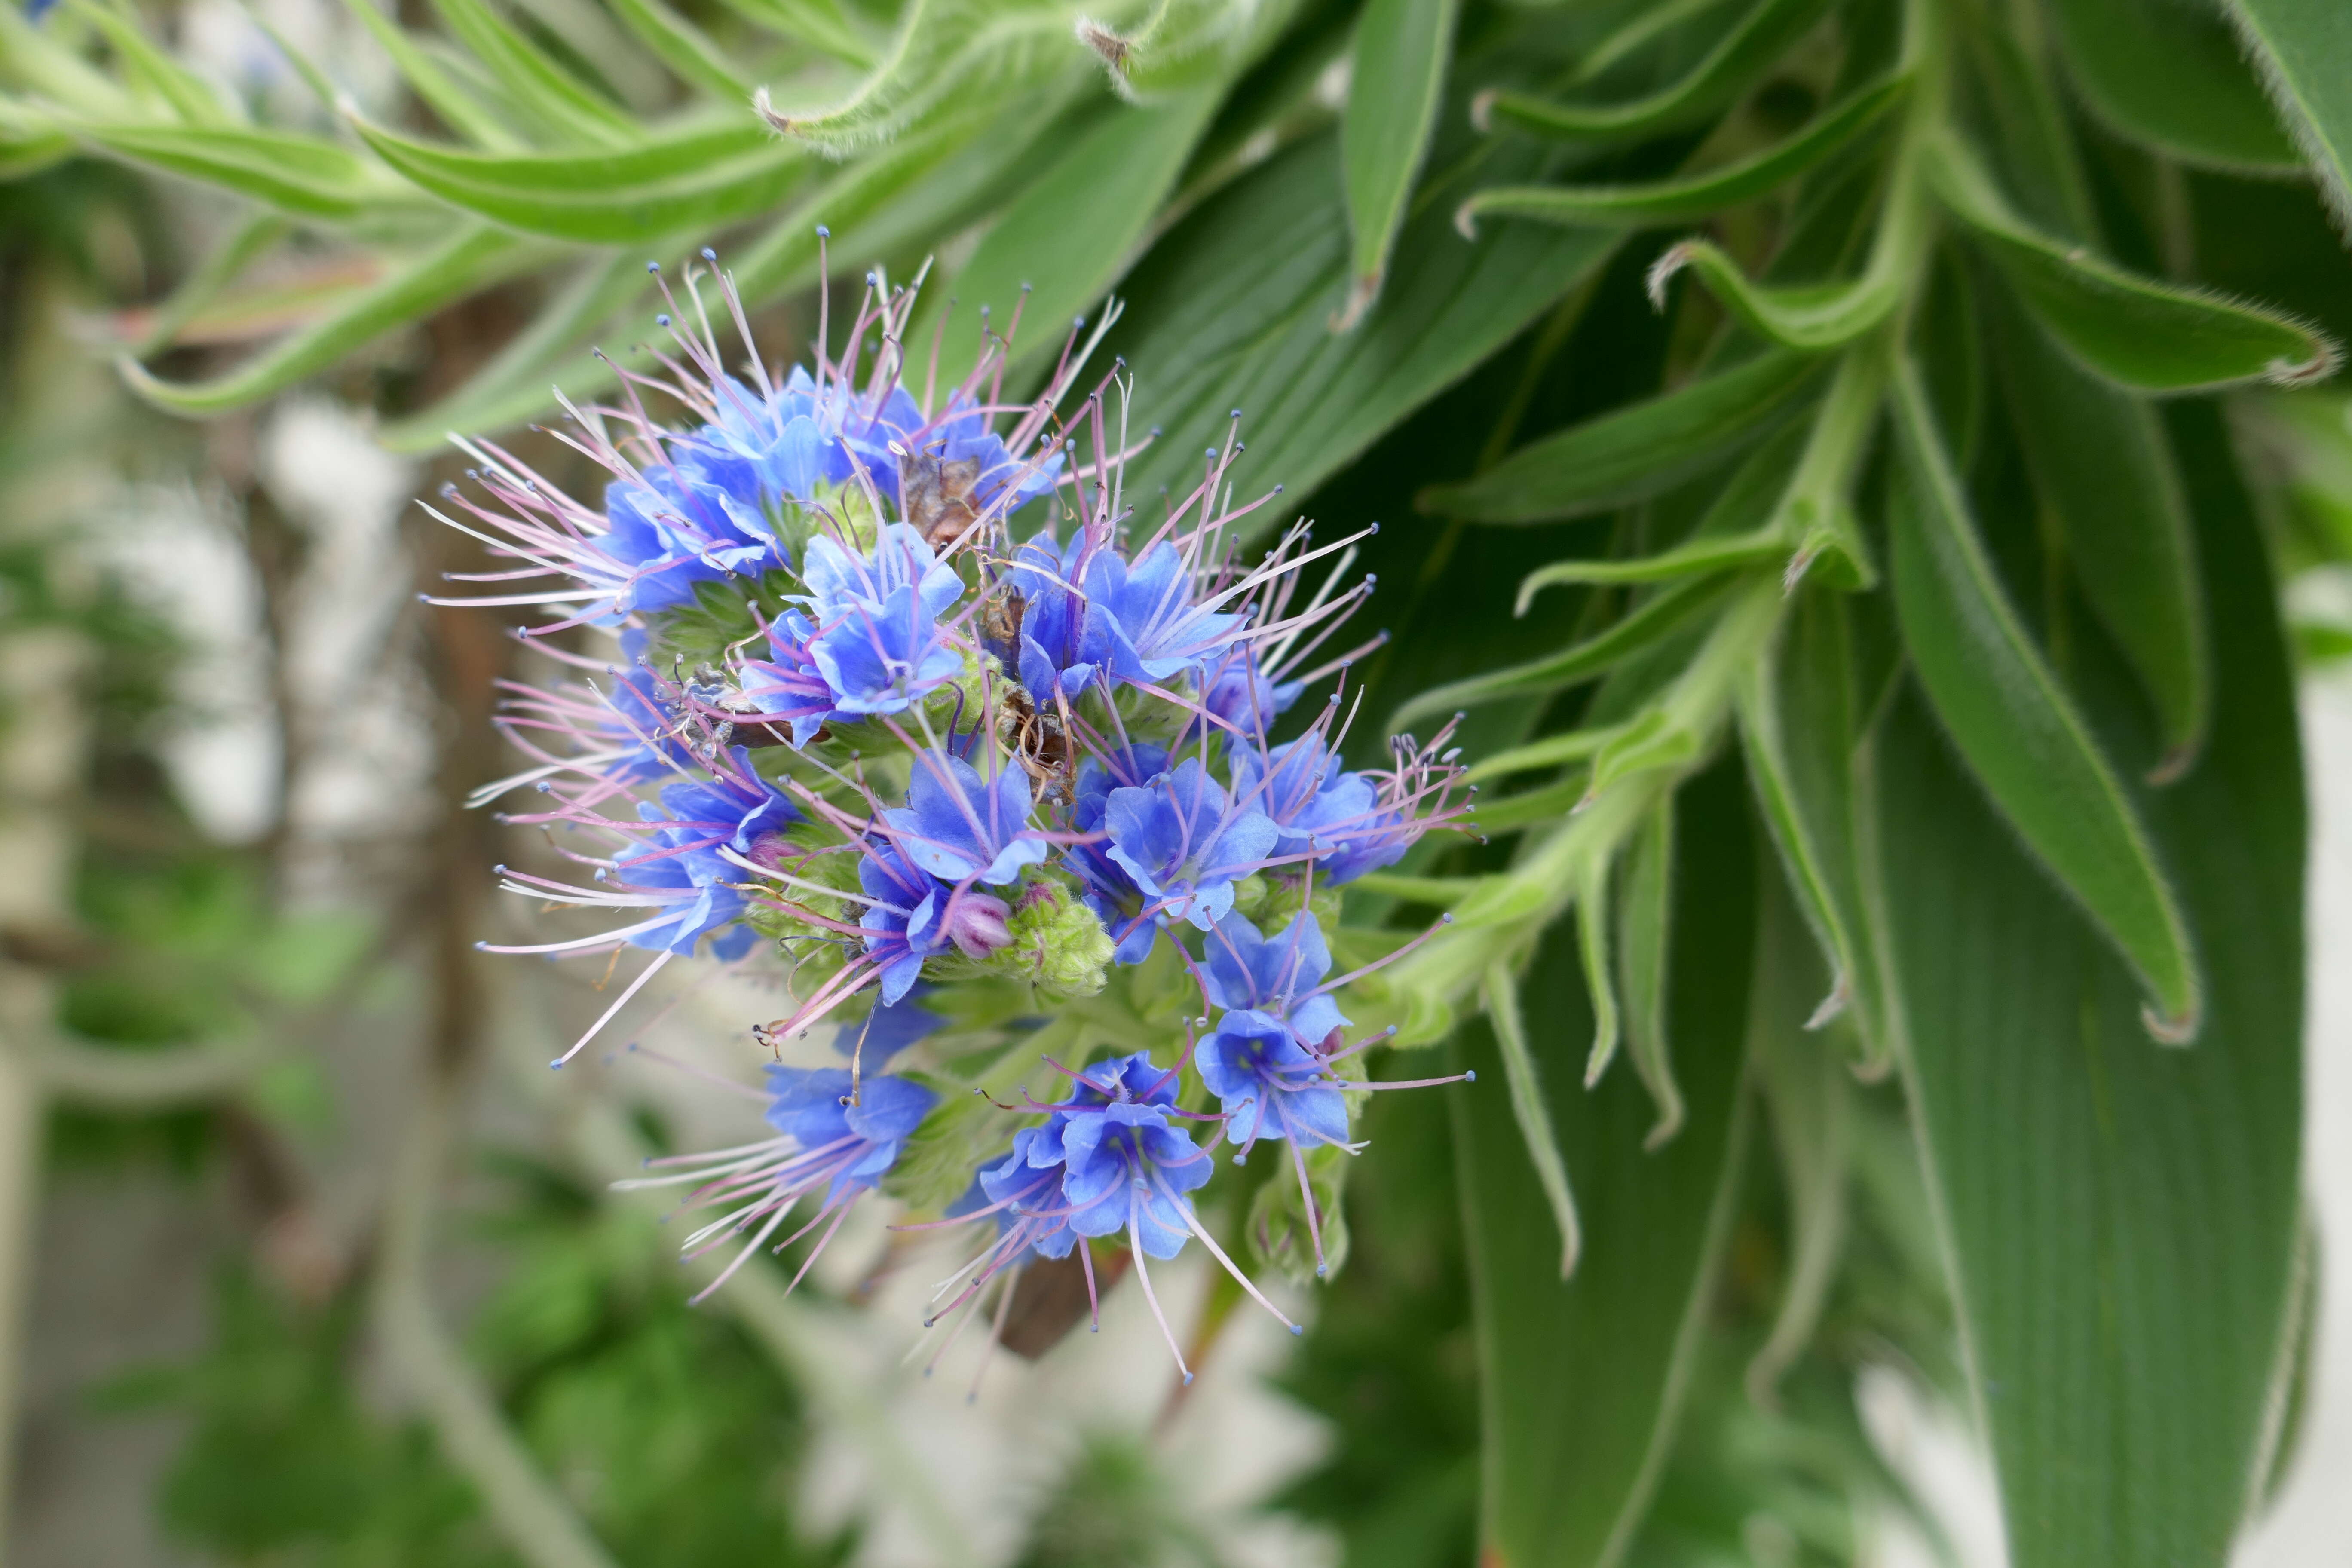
xmin=456 ymin=254 xmax=1470 ymax=1375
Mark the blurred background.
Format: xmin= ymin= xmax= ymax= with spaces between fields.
xmin=5 ymin=0 xmax=2352 ymax=1564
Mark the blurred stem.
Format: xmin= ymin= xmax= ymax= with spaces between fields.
xmin=375 ymin=1080 xmax=625 ymax=1568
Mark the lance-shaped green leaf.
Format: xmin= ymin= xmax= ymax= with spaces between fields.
xmin=1886 ymin=361 xmax=2200 ymax=1039
xmin=1459 ymin=76 xmax=1905 ymax=233
xmin=604 ymin=0 xmax=756 ymax=100
xmin=71 ymin=121 xmax=420 ymax=220
xmin=377 ymin=248 xmax=653 ymax=452
xmin=719 ymin=0 xmax=871 ymax=61
xmin=1616 ymin=798 xmax=1684 ymax=1147
xmin=1736 ymin=584 xmax=1890 ymax=1071
xmin=349 ymin=114 xmax=805 ymax=242
xmin=2047 ymin=0 xmax=2297 ymax=174
xmin=1390 ymin=572 xmax=1741 ymax=735
xmin=336 ymin=0 xmax=520 ymax=150
xmin=130 ymin=211 xmax=293 ymax=355
xmin=1420 ymin=350 xmax=1828 ymax=523
xmin=429 ymin=0 xmax=637 ymax=144
xmin=1871 ymin=394 xmax=2303 ymax=1562
xmin=1474 ymin=0 xmax=1832 ymax=141
xmin=1576 ymin=851 xmax=1623 ymax=1086
xmin=1335 ymin=0 xmax=1456 ymax=330
xmin=915 ymin=84 xmax=1224 ymax=388
xmin=69 ymin=0 xmax=238 ymax=126
xmin=120 ymin=227 xmax=551 ymax=416
xmin=754 ymin=0 xmax=1077 ymax=157
xmin=1482 ymin=964 xmax=1580 ymax=1278
xmin=1455 ymin=759 xmax=1755 ymax=1568
xmin=1933 ymin=137 xmax=2341 ymax=390
xmin=1514 ymin=527 xmax=1784 ymax=604
xmin=1105 ymin=129 xmax=1620 ymax=508
xmin=0 ymin=3 xmax=135 ymax=116
xmin=2224 ymin=0 xmax=2352 ymax=228
xmin=1743 ymin=876 xmax=1850 ymax=1406
xmin=1990 ymin=289 xmax=2210 ymax=776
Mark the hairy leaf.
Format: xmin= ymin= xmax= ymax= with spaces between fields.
xmin=1474 ymin=0 xmax=1833 ymax=142
xmin=1336 ymin=0 xmax=1457 ymax=328
xmin=1886 ymin=361 xmax=2200 ymax=1038
xmin=2224 ymin=0 xmax=2352 ymax=228
xmin=2047 ymin=0 xmax=2298 ymax=174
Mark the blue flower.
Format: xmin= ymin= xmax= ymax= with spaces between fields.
xmin=1196 ymin=1010 xmax=1353 ymax=1152
xmin=1086 ymin=540 xmax=1247 ymax=687
xmin=1314 ymin=805 xmax=1417 ymax=884
xmin=682 ymin=368 xmax=830 ymax=504
xmin=1022 ymin=1052 xmax=1210 ymax=1259
xmin=763 ymin=1065 xmax=937 ymax=1201
xmin=733 ymin=611 xmax=842 ymax=745
xmin=600 ymin=465 xmax=779 ymax=614
xmin=1005 ymin=531 xmax=1113 ymax=704
xmin=1065 ymin=744 xmax=1170 ymax=962
xmin=1192 ymin=646 xmax=1302 ymax=741
xmin=976 ymin=1126 xmax=1081 ymax=1262
xmin=799 ymin=524 xmax=962 ymax=623
xmin=656 ymin=748 xmax=800 ymax=852
xmin=1204 ymin=912 xmax=1349 ymax=1047
xmin=883 ymin=751 xmax=1046 ymax=885
xmin=1229 ymin=732 xmax=1376 ymax=863
xmin=857 ymin=838 xmax=958 ymax=1002
xmin=609 ymin=824 xmax=756 ymax=959
xmin=1104 ymin=757 xmax=1279 ymax=930
xmin=809 ymin=582 xmax=965 ymax=715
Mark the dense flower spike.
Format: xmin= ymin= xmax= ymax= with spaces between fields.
xmin=454 ymin=248 xmax=1473 ymax=1373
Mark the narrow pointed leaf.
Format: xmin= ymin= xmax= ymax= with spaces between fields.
xmin=2047 ymin=0 xmax=2298 ymax=173
xmin=336 ymin=0 xmax=521 ymax=150
xmin=1871 ymin=397 xmax=2302 ymax=1562
xmin=1736 ymin=584 xmax=1891 ymax=1071
xmin=1515 ymin=527 xmax=1784 ymax=604
xmin=349 ymin=115 xmax=804 ymax=242
xmin=72 ymin=121 xmax=419 ymax=219
xmin=1475 ymin=0 xmax=1832 ymax=141
xmin=1421 ymin=350 xmax=1829 ymax=523
xmin=429 ymin=0 xmax=637 ymax=144
xmin=754 ymin=0 xmax=1076 ymax=156
xmin=1461 ymin=76 xmax=1905 ymax=232
xmin=1391 ymin=572 xmax=1740 ymax=734
xmin=70 ymin=0 xmax=237 ymax=126
xmin=1990 ymin=289 xmax=2210 ymax=774
xmin=1934 ymin=138 xmax=2341 ymax=390
xmin=1644 ymin=237 xmax=1902 ymax=352
xmin=119 ymin=227 xmax=549 ymax=415
xmin=1482 ymin=965 xmax=1581 ymax=1278
xmin=916 ymin=85 xmax=1225 ymax=389
xmin=1887 ymin=361 xmax=2200 ymax=1037
xmin=603 ymin=0 xmax=756 ymax=100
xmin=711 ymin=0 xmax=873 ymax=64
xmin=1576 ymin=852 xmax=1622 ymax=1085
xmin=1456 ymin=759 xmax=1755 ymax=1568
xmin=1335 ymin=0 xmax=1456 ymax=328
xmin=1616 ymin=799 xmax=1683 ymax=1146
xmin=2224 ymin=0 xmax=2352 ymax=227
xmin=1105 ymin=129 xmax=1620 ymax=507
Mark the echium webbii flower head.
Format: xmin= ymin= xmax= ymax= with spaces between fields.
xmin=448 ymin=242 xmax=1480 ymax=1373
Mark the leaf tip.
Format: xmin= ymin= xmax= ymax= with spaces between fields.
xmin=1329 ymin=272 xmax=1381 ymax=333
xmin=2140 ymin=998 xmax=2201 ymax=1047
xmin=1470 ymin=89 xmax=1498 ymax=135
xmin=2146 ymin=741 xmax=2202 ymax=788
xmin=1803 ymin=972 xmax=1850 ymax=1030
xmin=1645 ymin=241 xmax=1696 ymax=312
xmin=2263 ymin=334 xmax=2343 ymax=388
xmin=1452 ymin=200 xmax=1480 ymax=242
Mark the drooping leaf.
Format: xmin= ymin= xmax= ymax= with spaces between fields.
xmin=1933 ymin=136 xmax=2342 ymax=390
xmin=349 ymin=114 xmax=806 ymax=242
xmin=2224 ymin=0 xmax=2352 ymax=228
xmin=68 ymin=0 xmax=239 ymax=126
xmin=1988 ymin=286 xmax=2210 ymax=775
xmin=1455 ymin=758 xmax=1755 ymax=1568
xmin=1870 ymin=400 xmax=2303 ymax=1564
xmin=1421 ymin=350 xmax=1829 ymax=523
xmin=1615 ymin=798 xmax=1683 ymax=1146
xmin=120 ymin=227 xmax=554 ymax=416
xmin=1104 ymin=129 xmax=1621 ymax=509
xmin=1474 ymin=0 xmax=1833 ymax=142
xmin=1513 ymin=526 xmax=1784 ymax=600
xmin=711 ymin=0 xmax=873 ymax=66
xmin=603 ymin=0 xmax=756 ymax=101
xmin=1886 ymin=360 xmax=2200 ymax=1038
xmin=1736 ymin=582 xmax=1890 ymax=1071
xmin=69 ymin=122 xmax=421 ymax=220
xmin=334 ymin=0 xmax=521 ymax=150
xmin=2046 ymin=0 xmax=2299 ymax=174
xmin=1575 ymin=850 xmax=1622 ymax=1085
xmin=1482 ymin=964 xmax=1581 ymax=1279
xmin=1459 ymin=75 xmax=1905 ymax=232
xmin=428 ymin=0 xmax=638 ymax=145
xmin=916 ymin=85 xmax=1225 ymax=387
xmin=1390 ymin=571 xmax=1742 ymax=735
xmin=754 ymin=0 xmax=1078 ymax=157
xmin=1335 ymin=0 xmax=1457 ymax=328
